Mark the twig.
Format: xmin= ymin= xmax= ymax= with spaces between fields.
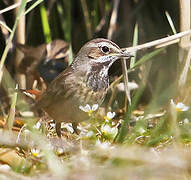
xmin=130 ymin=23 xmax=138 ymax=68
xmin=0 ymin=20 xmax=12 ymax=33
xmin=178 ymin=48 xmax=191 ymax=88
xmin=165 ymin=11 xmax=177 ymax=34
xmin=107 ymin=86 xmax=117 ymax=110
xmin=107 ymin=0 xmax=132 ymax=106
xmin=0 ymin=0 xmax=32 ymax=14
xmin=95 ymin=16 xmax=106 ymax=33
xmin=108 ymin=30 xmax=191 ymax=97
xmin=24 ymin=0 xmax=44 ymax=15
xmin=121 ymin=59 xmax=131 ymax=106
xmin=95 ymin=2 xmax=112 ymax=33
xmin=179 ymin=0 xmax=190 ymax=48
xmin=0 ymin=15 xmax=10 ymax=48
xmin=5 ymin=84 xmax=18 ymax=130
xmin=14 ymin=0 xmax=26 ymax=89
xmin=178 ymin=0 xmax=191 ymax=91
xmin=80 ymin=0 xmax=92 ymax=39
xmin=123 ymin=30 xmax=191 ymax=52
xmin=107 ymin=0 xmax=120 ymax=39
xmin=155 ymin=39 xmax=179 ymax=48
xmin=0 ymin=0 xmax=27 ymax=84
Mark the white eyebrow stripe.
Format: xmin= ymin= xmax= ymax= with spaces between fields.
xmin=97 ymin=42 xmax=120 ymax=50
xmin=87 ymin=42 xmax=120 ymax=50
xmin=97 ymin=42 xmax=110 ymax=47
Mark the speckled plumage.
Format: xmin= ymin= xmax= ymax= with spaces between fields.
xmin=35 ymin=38 xmax=131 ymax=136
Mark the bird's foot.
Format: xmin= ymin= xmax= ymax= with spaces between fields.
xmin=72 ymin=122 xmax=80 ymax=135
xmin=55 ymin=122 xmax=61 ymax=137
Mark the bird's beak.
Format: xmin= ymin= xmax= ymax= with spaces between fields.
xmin=110 ymin=49 xmax=134 ymax=58
xmin=119 ymin=48 xmax=134 ymax=58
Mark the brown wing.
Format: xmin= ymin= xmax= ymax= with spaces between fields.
xmin=35 ymin=67 xmax=74 ymax=109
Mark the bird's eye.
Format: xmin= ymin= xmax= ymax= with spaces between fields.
xmin=101 ymin=46 xmax=110 ymax=54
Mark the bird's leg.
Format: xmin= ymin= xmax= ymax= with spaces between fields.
xmin=72 ymin=122 xmax=80 ymax=134
xmin=55 ymin=122 xmax=61 ymax=137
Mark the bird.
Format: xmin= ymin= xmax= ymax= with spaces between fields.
xmin=16 ymin=39 xmax=69 ymax=88
xmin=35 ymin=38 xmax=132 ymax=137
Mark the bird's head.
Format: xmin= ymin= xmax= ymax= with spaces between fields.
xmin=72 ymin=38 xmax=132 ymax=71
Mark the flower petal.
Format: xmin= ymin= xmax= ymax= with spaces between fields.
xmin=79 ymin=104 xmax=91 ymax=112
xmin=107 ymin=112 xmax=116 ymax=119
xmin=92 ymin=104 xmax=99 ymax=111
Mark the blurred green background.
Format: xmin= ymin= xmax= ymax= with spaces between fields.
xmin=0 ymin=0 xmax=180 ymax=104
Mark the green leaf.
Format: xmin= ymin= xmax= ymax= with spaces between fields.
xmin=115 ymin=85 xmax=145 ymax=143
xmin=7 ymin=85 xmax=18 ymax=130
xmin=165 ymin=11 xmax=177 ymax=34
xmin=130 ymin=23 xmax=138 ymax=68
xmin=0 ymin=0 xmax=27 ymax=83
xmin=40 ymin=2 xmax=52 ymax=43
xmin=24 ymin=0 xmax=44 ymax=15
xmin=130 ymin=48 xmax=165 ymax=69
xmin=68 ymin=44 xmax=73 ymax=65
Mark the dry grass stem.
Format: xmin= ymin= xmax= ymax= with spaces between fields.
xmin=121 ymin=59 xmax=131 ymax=106
xmin=80 ymin=0 xmax=92 ymax=39
xmin=0 ymin=19 xmax=12 ymax=33
xmin=124 ymin=30 xmax=191 ymax=52
xmin=179 ymin=0 xmax=191 ymax=48
xmin=107 ymin=0 xmax=120 ymax=39
xmin=107 ymin=0 xmax=131 ymax=106
xmin=14 ymin=0 xmax=26 ymax=89
xmin=0 ymin=0 xmax=32 ymax=14
xmin=178 ymin=48 xmax=191 ymax=89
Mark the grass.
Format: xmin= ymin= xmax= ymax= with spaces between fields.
xmin=0 ymin=0 xmax=191 ymax=179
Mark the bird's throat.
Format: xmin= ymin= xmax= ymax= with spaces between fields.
xmin=86 ymin=64 xmax=109 ymax=92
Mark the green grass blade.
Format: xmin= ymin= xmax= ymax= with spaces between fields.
xmin=115 ymin=85 xmax=145 ymax=143
xmin=56 ymin=1 xmax=65 ymax=38
xmin=0 ymin=21 xmax=12 ymax=33
xmin=24 ymin=0 xmax=44 ymax=15
xmin=130 ymin=22 xmax=138 ymax=68
xmin=40 ymin=2 xmax=52 ymax=43
xmin=130 ymin=48 xmax=165 ymax=70
xmin=0 ymin=0 xmax=27 ymax=84
xmin=16 ymin=0 xmax=27 ymax=19
xmin=68 ymin=44 xmax=73 ymax=65
xmin=64 ymin=0 xmax=71 ymax=42
xmin=165 ymin=11 xmax=177 ymax=34
xmin=6 ymin=85 xmax=18 ymax=130
xmin=57 ymin=0 xmax=71 ymax=42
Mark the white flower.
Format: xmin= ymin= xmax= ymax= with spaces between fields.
xmin=105 ymin=112 xmax=116 ymax=121
xmin=33 ymin=121 xmax=41 ymax=130
xmin=79 ymin=104 xmax=98 ymax=115
xmin=61 ymin=123 xmax=74 ymax=133
xmin=20 ymin=111 xmax=34 ymax=117
xmin=92 ymin=104 xmax=99 ymax=111
xmin=116 ymin=82 xmax=138 ymax=92
xmin=137 ymin=127 xmax=146 ymax=135
xmin=49 ymin=122 xmax=55 ymax=128
xmin=96 ymin=139 xmax=111 ymax=149
xmin=23 ymin=129 xmax=31 ymax=135
xmin=31 ymin=148 xmax=42 ymax=158
xmin=86 ymin=131 xmax=94 ymax=138
xmin=79 ymin=104 xmax=91 ymax=112
xmin=0 ymin=165 xmax=11 ymax=171
xmin=170 ymin=99 xmax=189 ymax=112
xmin=183 ymin=118 xmax=189 ymax=124
xmin=56 ymin=147 xmax=64 ymax=155
xmin=101 ymin=124 xmax=118 ymax=138
xmin=81 ymin=149 xmax=89 ymax=156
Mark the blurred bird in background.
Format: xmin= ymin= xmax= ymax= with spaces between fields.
xmin=16 ymin=39 xmax=69 ymax=89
